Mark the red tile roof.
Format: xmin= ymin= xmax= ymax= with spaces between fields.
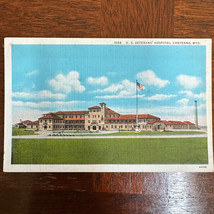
xmin=28 ymin=120 xmax=39 ymax=125
xmin=106 ymin=107 xmax=119 ymax=115
xmin=22 ymin=120 xmax=32 ymax=124
xmin=65 ymin=118 xmax=85 ymax=121
xmin=162 ymin=120 xmax=194 ymax=125
xmin=183 ymin=121 xmax=194 ymax=125
xmin=88 ymin=106 xmax=101 ymax=109
xmin=138 ymin=114 xmax=160 ymax=119
xmin=39 ymin=113 xmax=63 ymax=120
xmin=147 ymin=119 xmax=161 ymax=124
xmin=106 ymin=114 xmax=159 ymax=120
xmin=55 ymin=111 xmax=89 ymax=115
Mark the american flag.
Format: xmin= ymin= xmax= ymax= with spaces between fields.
xmin=136 ymin=81 xmax=143 ymax=91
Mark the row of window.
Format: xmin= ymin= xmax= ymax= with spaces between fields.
xmin=87 ymin=114 xmax=103 ymax=118
xmin=65 ymin=125 xmax=84 ymax=129
xmin=107 ymin=119 xmax=149 ymax=123
xmin=63 ymin=115 xmax=83 ymax=119
xmin=53 ymin=125 xmax=64 ymax=128
xmin=30 ymin=125 xmax=38 ymax=128
xmin=40 ymin=120 xmax=63 ymax=123
xmin=88 ymin=120 xmax=101 ymax=123
xmin=40 ymin=118 xmax=155 ymax=125
xmin=105 ymin=124 xmax=149 ymax=129
xmin=108 ymin=114 xmax=118 ymax=117
xmin=89 ymin=109 xmax=101 ymax=112
xmin=65 ymin=121 xmax=84 ymax=124
xmin=166 ymin=125 xmax=188 ymax=128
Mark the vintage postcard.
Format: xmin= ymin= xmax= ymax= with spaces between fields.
xmin=4 ymin=38 xmax=213 ymax=172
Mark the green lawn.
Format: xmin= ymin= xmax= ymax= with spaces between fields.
xmin=107 ymin=131 xmax=205 ymax=135
xmin=12 ymin=138 xmax=208 ymax=164
xmin=12 ymin=128 xmax=38 ymax=136
xmin=54 ymin=130 xmax=94 ymax=133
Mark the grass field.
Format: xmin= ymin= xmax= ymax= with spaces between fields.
xmin=12 ymin=128 xmax=38 ymax=136
xmin=106 ymin=131 xmax=205 ymax=135
xmin=12 ymin=137 xmax=208 ymax=164
xmin=54 ymin=130 xmax=96 ymax=133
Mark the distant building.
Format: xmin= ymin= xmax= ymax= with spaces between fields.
xmin=26 ymin=120 xmax=39 ymax=130
xmin=16 ymin=102 xmax=196 ymax=131
xmin=15 ymin=120 xmax=32 ymax=129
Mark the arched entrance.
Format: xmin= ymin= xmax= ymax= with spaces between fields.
xmin=157 ymin=124 xmax=161 ymax=130
xmin=92 ymin=125 xmax=96 ymax=130
xmin=44 ymin=125 xmax=47 ymax=130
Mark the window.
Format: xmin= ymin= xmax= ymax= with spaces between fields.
xmin=49 ymin=126 xmax=51 ymax=128
xmin=31 ymin=125 xmax=33 ymax=128
xmin=98 ymin=115 xmax=100 ymax=118
xmin=49 ymin=120 xmax=51 ymax=123
xmin=99 ymin=120 xmax=101 ymax=123
xmin=40 ymin=120 xmax=42 ymax=123
xmin=125 ymin=125 xmax=127 ymax=128
xmin=45 ymin=120 xmax=47 ymax=123
xmin=115 ymin=125 xmax=117 ymax=128
xmin=106 ymin=125 xmax=108 ymax=128
xmin=121 ymin=125 xmax=123 ymax=128
xmin=88 ymin=120 xmax=90 ymax=123
xmin=88 ymin=115 xmax=90 ymax=118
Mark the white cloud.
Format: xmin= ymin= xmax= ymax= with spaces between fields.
xmin=177 ymin=98 xmax=189 ymax=106
xmin=26 ymin=70 xmax=39 ymax=76
xmin=49 ymin=71 xmax=85 ymax=93
xmin=13 ymin=90 xmax=66 ymax=100
xmin=96 ymin=94 xmax=145 ymax=99
xmin=147 ymin=94 xmax=176 ymax=101
xmin=137 ymin=70 xmax=170 ymax=88
xmin=97 ymin=83 xmax=124 ymax=93
xmin=12 ymin=107 xmax=46 ymax=124
xmin=180 ymin=90 xmax=206 ymax=100
xmin=177 ymin=74 xmax=201 ymax=89
xmin=94 ymin=79 xmax=145 ymax=99
xmin=12 ymin=100 xmax=85 ymax=109
xmin=87 ymin=76 xmax=108 ymax=86
xmin=12 ymin=100 xmax=87 ymax=124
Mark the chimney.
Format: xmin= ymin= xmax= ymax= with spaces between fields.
xmin=195 ymin=100 xmax=198 ymax=129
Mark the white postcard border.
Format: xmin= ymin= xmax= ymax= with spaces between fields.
xmin=4 ymin=38 xmax=213 ymax=172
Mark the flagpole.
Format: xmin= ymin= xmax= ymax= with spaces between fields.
xmin=136 ymin=80 xmax=139 ymax=131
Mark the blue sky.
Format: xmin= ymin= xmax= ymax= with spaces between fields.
xmin=12 ymin=44 xmax=207 ymax=125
